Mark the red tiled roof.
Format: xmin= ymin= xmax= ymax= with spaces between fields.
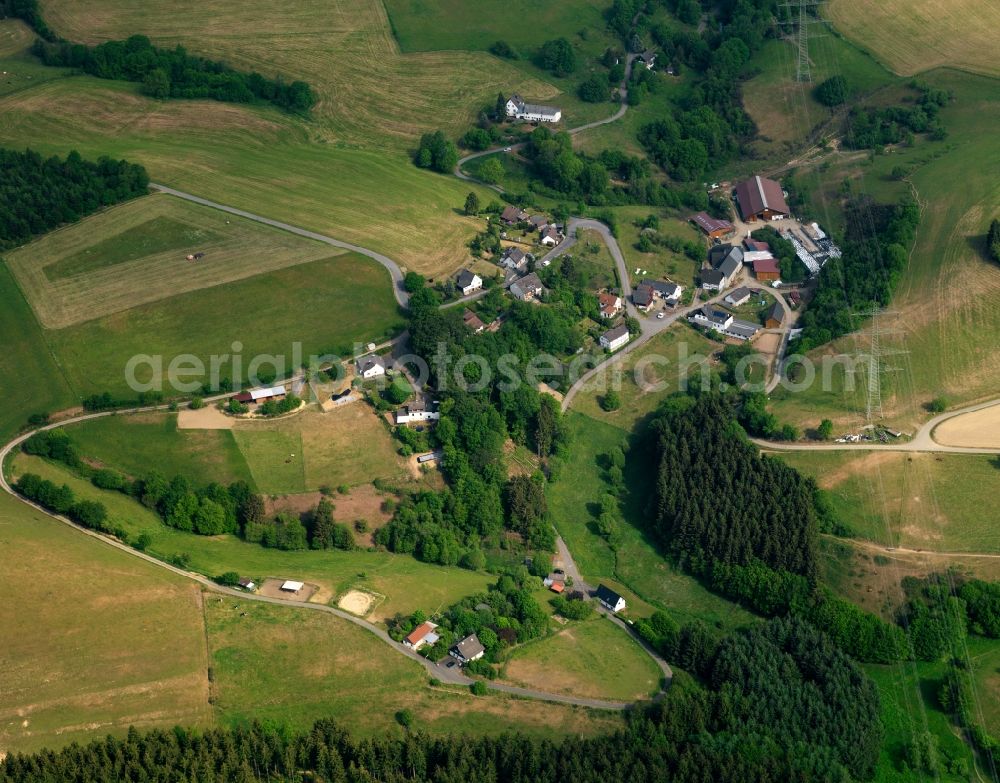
xmin=753 ymin=258 xmax=780 ymax=274
xmin=734 ymin=176 xmax=789 ymax=219
xmin=405 ymin=622 xmax=435 ymax=645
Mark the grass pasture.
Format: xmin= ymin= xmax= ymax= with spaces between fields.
xmin=570 ymin=324 xmax=718 ymax=429
xmin=8 ymin=453 xmax=492 ymax=620
xmin=44 ymin=251 xmax=403 ymax=398
xmin=0 ymin=490 xmax=212 ymax=754
xmin=742 ymin=33 xmax=895 ymax=164
xmin=774 ymin=450 xmax=1000 ymax=554
xmin=0 ymin=263 xmax=76 ymax=441
xmin=6 ymin=194 xmax=340 ymax=329
xmin=68 ymin=413 xmax=254 ymax=487
xmin=0 ymin=77 xmax=494 ymax=278
xmin=207 ymin=598 xmax=621 ymax=740
xmin=826 ymin=0 xmax=1000 ymax=78
xmin=612 ymin=207 xmax=704 ymax=288
xmin=549 ymin=412 xmax=754 ymax=628
xmin=232 ymin=405 xmax=410 ymax=495
xmin=502 ymin=617 xmax=662 ymax=702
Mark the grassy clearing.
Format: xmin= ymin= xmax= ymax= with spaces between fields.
xmin=207 ymin=598 xmax=622 ymax=740
xmin=865 ymin=659 xmax=975 ymax=782
xmin=774 ymin=450 xmax=1000 ymax=554
xmin=68 ymin=413 xmax=253 ymax=486
xmin=0 ymin=262 xmax=76 ymax=441
xmin=612 ymin=207 xmax=703 ymax=288
xmin=570 ymin=324 xmax=718 ymax=429
xmin=6 ymin=194 xmax=340 ymax=329
xmin=968 ymin=636 xmax=1000 ymax=737
xmin=503 ymin=617 xmax=662 ymax=701
xmin=45 ymin=252 xmax=403 ymax=398
xmin=9 ymin=453 xmax=492 ymax=619
xmin=826 ymin=0 xmax=1000 ymax=78
xmin=232 ymin=428 xmax=305 ymax=495
xmin=0 ymin=490 xmax=213 ymax=754
xmin=234 ymin=406 xmax=410 ymax=495
xmin=769 ymin=69 xmax=1000 ymax=430
xmin=549 ymin=412 xmax=755 ymax=628
xmin=742 ymin=34 xmax=895 ymax=165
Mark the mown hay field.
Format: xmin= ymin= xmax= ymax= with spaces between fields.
xmin=44 ymin=250 xmax=404 ymax=398
xmin=773 ymin=450 xmax=1000 ymax=555
xmin=0 ymin=23 xmax=496 ymax=276
xmin=826 ymin=0 xmax=1000 ymax=78
xmin=6 ymin=194 xmax=341 ymax=329
xmin=38 ymin=0 xmax=555 ymax=147
xmin=0 ymin=490 xmax=213 ymax=754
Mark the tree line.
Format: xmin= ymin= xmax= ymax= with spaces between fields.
xmin=797 ymin=194 xmax=920 ymax=351
xmin=0 ymin=616 xmax=884 ymax=782
xmin=638 ymin=393 xmax=910 ymax=664
xmin=0 ymin=147 xmax=148 ymax=250
xmin=18 ymin=430 xmax=353 ymax=551
xmin=33 ymin=35 xmax=316 ymax=113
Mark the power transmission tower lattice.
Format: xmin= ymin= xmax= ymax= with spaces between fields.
xmin=852 ymin=305 xmax=908 ymax=423
xmin=781 ymin=0 xmax=826 ymax=83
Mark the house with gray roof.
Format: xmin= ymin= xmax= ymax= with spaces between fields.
xmin=510 ymin=272 xmax=544 ymax=301
xmin=450 ymin=633 xmax=486 ymax=664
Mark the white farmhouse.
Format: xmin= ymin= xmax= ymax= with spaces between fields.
xmin=456 ymin=268 xmax=482 ymax=296
xmin=599 ymin=324 xmax=630 ymax=352
xmin=506 ymin=94 xmax=562 ymax=123
xmin=357 ymin=354 xmax=386 ymax=379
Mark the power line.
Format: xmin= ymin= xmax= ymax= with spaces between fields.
xmin=780 ymin=0 xmax=826 ymax=82
xmin=851 ymin=305 xmax=908 ymax=423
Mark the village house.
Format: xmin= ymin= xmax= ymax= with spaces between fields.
xmin=753 ymin=257 xmax=781 ymax=282
xmin=690 ymin=211 xmax=734 ymax=239
xmin=599 ymin=324 xmax=630 ymax=352
xmin=641 ymin=279 xmax=683 ymax=305
xmin=528 ymin=214 xmax=549 ymax=231
xmin=456 ymin=268 xmax=483 ymax=295
xmin=403 ymin=621 xmax=440 ymax=651
xmin=765 ymin=301 xmax=785 ymax=329
xmin=505 ymin=94 xmax=562 ymax=123
xmin=395 ymin=400 xmax=440 ymax=425
xmin=637 ymin=50 xmax=657 ymax=70
xmin=734 ymin=175 xmax=791 ymax=222
xmin=450 ymin=633 xmax=486 ymax=664
xmin=596 ymin=584 xmax=627 ymax=613
xmin=701 ymin=269 xmax=727 ymax=291
xmin=725 ymin=286 xmax=752 ymax=307
xmin=499 ymin=246 xmax=529 ymax=271
xmin=510 ymin=271 xmax=544 ymax=301
xmin=689 ymin=305 xmax=760 ymax=341
xmin=632 ymin=284 xmax=654 ymax=312
xmin=463 ymin=308 xmax=486 ymax=333
xmin=598 ymin=292 xmax=623 ymax=319
xmin=540 ymin=225 xmax=563 ymax=247
xmin=357 ymin=354 xmax=387 ymax=379
xmin=500 ymin=205 xmax=529 ymax=225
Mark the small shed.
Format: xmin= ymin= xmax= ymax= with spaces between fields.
xmin=280 ymin=580 xmax=304 ymax=593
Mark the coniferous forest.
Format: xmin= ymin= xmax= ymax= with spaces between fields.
xmin=0 ymin=617 xmax=882 ymax=782
xmin=648 ymin=394 xmax=819 ymax=577
xmin=0 ymin=147 xmax=149 ymax=249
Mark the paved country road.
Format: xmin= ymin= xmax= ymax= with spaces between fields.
xmin=754 ymin=396 xmax=1000 ymax=456
xmin=0 ymin=408 xmax=658 ymax=712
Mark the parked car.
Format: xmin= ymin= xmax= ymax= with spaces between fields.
xmin=657 ymin=312 xmax=665 ymax=319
